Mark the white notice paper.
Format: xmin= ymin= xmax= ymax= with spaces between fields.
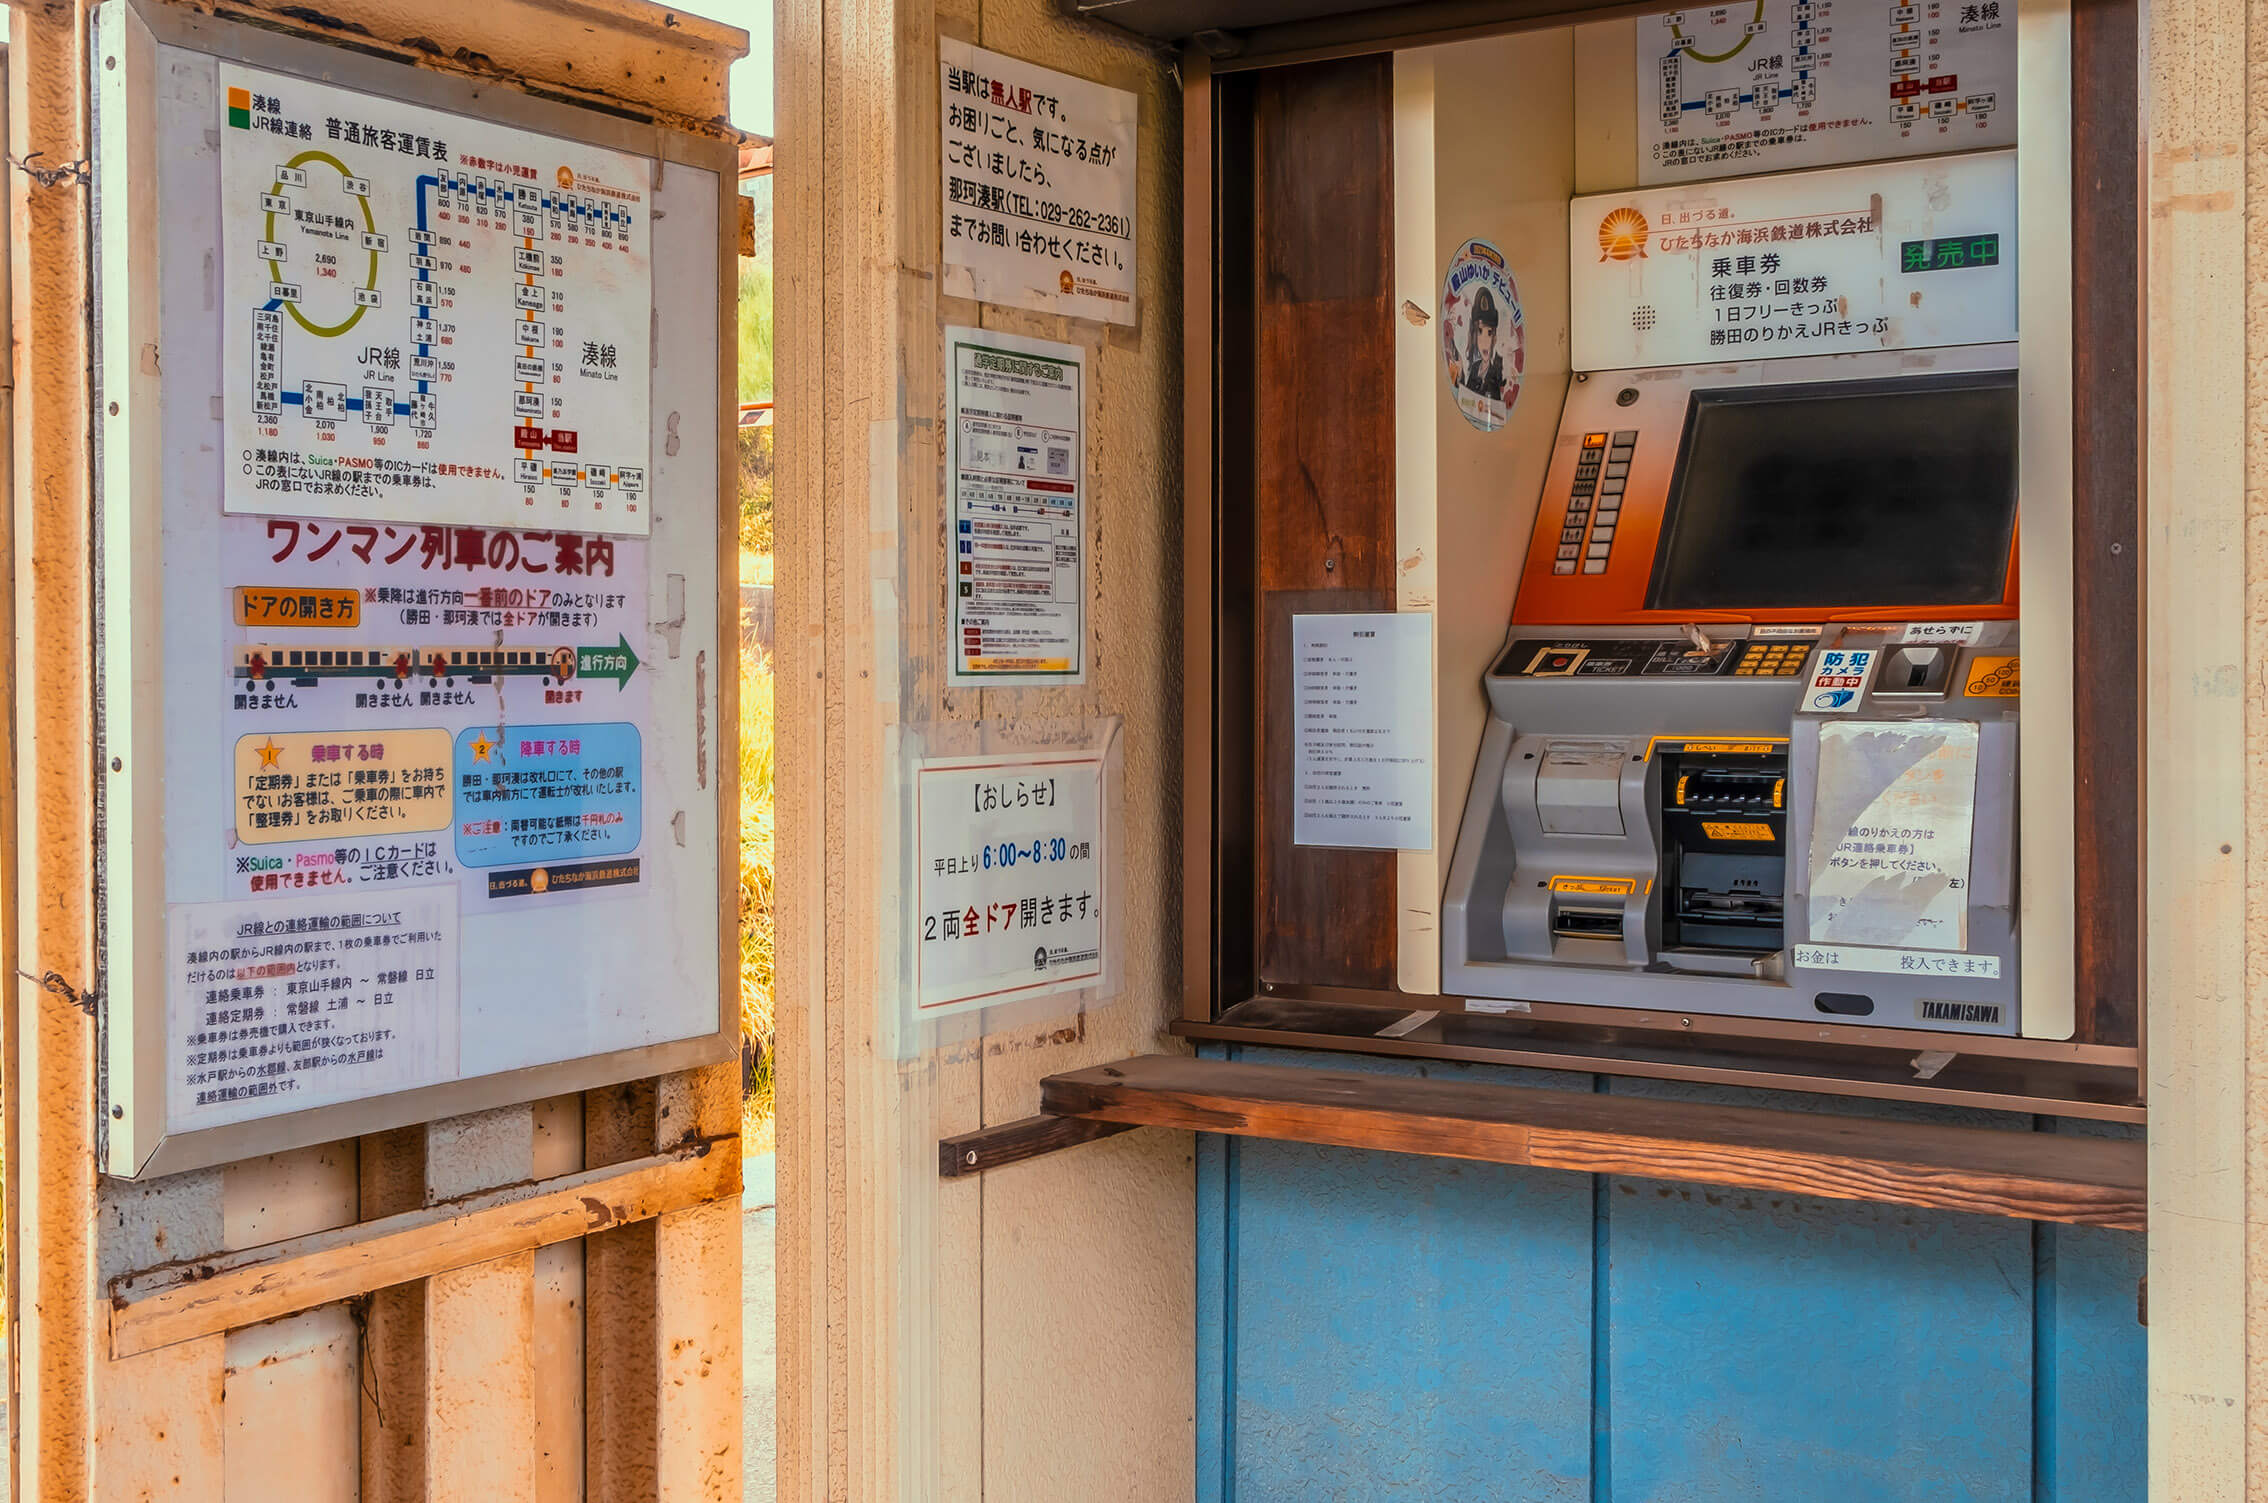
xmin=220 ymin=64 xmax=654 ymax=532
xmin=913 ymin=750 xmax=1110 ymax=1018
xmin=167 ymin=883 xmax=459 ymax=1132
xmin=940 ymin=40 xmax=1138 ymax=324
xmin=948 ymin=327 xmax=1085 ymax=684
xmin=1293 ymin=613 xmax=1435 ymax=850
xmin=1806 ymin=720 xmax=1978 ymax=950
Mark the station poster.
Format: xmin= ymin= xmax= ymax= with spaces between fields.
xmin=155 ymin=57 xmax=686 ymax=1141
xmin=946 ymin=326 xmax=1087 ymax=685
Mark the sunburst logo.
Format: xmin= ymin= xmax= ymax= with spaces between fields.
xmin=556 ymin=166 xmax=577 ymax=190
xmin=1597 ymin=207 xmax=1650 ymax=262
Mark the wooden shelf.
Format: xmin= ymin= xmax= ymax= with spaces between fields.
xmin=1017 ymin=1054 xmax=2143 ymax=1230
xmin=1175 ymin=995 xmax=2144 ymax=1122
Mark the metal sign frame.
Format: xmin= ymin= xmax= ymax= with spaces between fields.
xmin=92 ymin=0 xmax=738 ymax=1177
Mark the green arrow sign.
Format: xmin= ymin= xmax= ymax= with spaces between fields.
xmin=577 ymin=635 xmax=640 ymax=687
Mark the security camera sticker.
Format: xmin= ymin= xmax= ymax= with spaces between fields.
xmin=1803 ymin=647 xmax=1878 ymax=713
xmin=1440 ymin=238 xmax=1523 ymax=433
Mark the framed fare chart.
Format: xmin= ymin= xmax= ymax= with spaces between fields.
xmin=91 ymin=0 xmax=736 ymax=1176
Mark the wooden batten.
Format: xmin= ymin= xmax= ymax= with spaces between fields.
xmin=1041 ymin=1054 xmax=2147 ymax=1229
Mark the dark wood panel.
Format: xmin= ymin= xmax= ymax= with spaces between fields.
xmin=2071 ymin=0 xmax=2142 ymax=1046
xmin=1042 ymin=1055 xmax=2147 ymax=1230
xmin=1246 ymin=55 xmax=1400 ymax=991
xmin=1258 ymin=590 xmax=1398 ymax=986
xmin=937 ymin=1115 xmax=1140 ymax=1178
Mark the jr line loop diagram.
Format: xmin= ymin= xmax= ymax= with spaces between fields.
xmin=223 ymin=63 xmax=657 ymax=534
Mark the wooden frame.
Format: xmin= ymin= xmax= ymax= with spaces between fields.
xmin=1178 ymin=2 xmax=2143 ymax=1115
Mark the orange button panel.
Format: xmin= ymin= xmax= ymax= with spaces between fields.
xmin=1512 ymin=369 xmax=2020 ymax=629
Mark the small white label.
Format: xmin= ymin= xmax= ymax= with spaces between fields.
xmin=1464 ymin=997 xmax=1533 ymax=1014
xmin=1752 ymin=624 xmax=1823 ymax=639
xmin=1801 ymin=647 xmax=1878 ymax=713
xmin=1376 ymin=1010 xmax=1439 ymax=1039
xmin=1899 ymin=620 xmax=1983 ymax=645
xmin=1792 ymin=942 xmax=2001 ymax=979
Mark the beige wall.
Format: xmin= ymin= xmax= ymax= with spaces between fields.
xmin=773 ymin=0 xmax=1192 ymax=1496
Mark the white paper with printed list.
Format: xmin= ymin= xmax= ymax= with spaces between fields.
xmin=1806 ymin=720 xmax=1978 ymax=951
xmin=167 ymin=883 xmax=459 ymax=1132
xmin=1293 ymin=613 xmax=1435 ymax=850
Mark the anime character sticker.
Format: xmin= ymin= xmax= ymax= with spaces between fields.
xmin=1440 ymin=238 xmax=1524 ymax=433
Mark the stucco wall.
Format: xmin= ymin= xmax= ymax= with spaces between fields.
xmin=772 ymin=0 xmax=1192 ymax=1495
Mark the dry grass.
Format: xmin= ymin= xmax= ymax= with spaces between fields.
xmin=739 ymin=640 xmax=778 ymax=1156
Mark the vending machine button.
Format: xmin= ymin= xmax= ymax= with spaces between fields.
xmin=1601 ymin=478 xmax=1625 ymax=494
xmin=1554 ymin=561 xmax=1577 ymax=574
xmin=1612 ymin=429 xmax=1638 ymax=445
xmin=1582 ymin=560 xmax=1608 ymax=574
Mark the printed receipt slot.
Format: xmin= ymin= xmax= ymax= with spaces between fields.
xmin=1441 ymin=356 xmax=2025 ymax=1036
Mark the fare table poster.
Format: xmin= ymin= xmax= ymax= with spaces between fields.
xmin=170 ymin=63 xmax=662 ymax=1134
xmin=1636 ymin=0 xmax=2015 ymax=184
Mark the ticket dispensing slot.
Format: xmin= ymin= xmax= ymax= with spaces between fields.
xmin=1657 ymin=746 xmax=1787 ymax=954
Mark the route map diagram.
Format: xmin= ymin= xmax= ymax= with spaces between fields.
xmin=1636 ymin=0 xmax=2015 ymax=184
xmin=220 ymin=64 xmax=654 ymax=534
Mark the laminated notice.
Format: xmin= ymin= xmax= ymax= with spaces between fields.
xmin=167 ymin=883 xmax=459 ymax=1131
xmin=1806 ymin=720 xmax=1978 ymax=951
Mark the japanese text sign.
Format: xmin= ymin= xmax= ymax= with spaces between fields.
xmin=1570 ymin=150 xmax=2015 ymax=371
xmin=940 ymin=39 xmax=1137 ymax=325
xmin=913 ymin=749 xmax=1109 ymax=1018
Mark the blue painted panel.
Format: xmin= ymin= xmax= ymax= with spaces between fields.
xmin=2042 ymin=1124 xmax=2147 ymax=1503
xmin=1209 ymin=1048 xmax=1594 ymax=1503
xmin=1602 ymin=1076 xmax=2035 ymax=1502
xmin=1195 ymin=1049 xmax=2145 ymax=1503
xmin=1603 ymin=1177 xmax=2035 ymax=1501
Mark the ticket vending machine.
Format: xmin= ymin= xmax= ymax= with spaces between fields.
xmin=1442 ymin=160 xmax=2027 ymax=1037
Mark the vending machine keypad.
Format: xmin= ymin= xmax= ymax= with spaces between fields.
xmin=1554 ymin=429 xmax=1640 ymax=576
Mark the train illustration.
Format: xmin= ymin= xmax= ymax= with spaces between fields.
xmin=236 ymin=643 xmax=578 ymax=688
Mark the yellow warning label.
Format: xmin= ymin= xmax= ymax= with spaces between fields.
xmin=1646 ymin=736 xmax=1788 ymax=759
xmin=234 ymin=585 xmax=361 ymax=629
xmin=1549 ymin=875 xmax=1639 ymax=897
xmin=234 ymin=729 xmax=452 ymax=845
xmin=1964 ymin=655 xmax=2019 ymax=698
xmin=1700 ymin=820 xmax=1776 ymax=842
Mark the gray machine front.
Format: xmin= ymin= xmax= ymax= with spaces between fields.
xmin=1441 ymin=625 xmax=2021 ymax=1035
